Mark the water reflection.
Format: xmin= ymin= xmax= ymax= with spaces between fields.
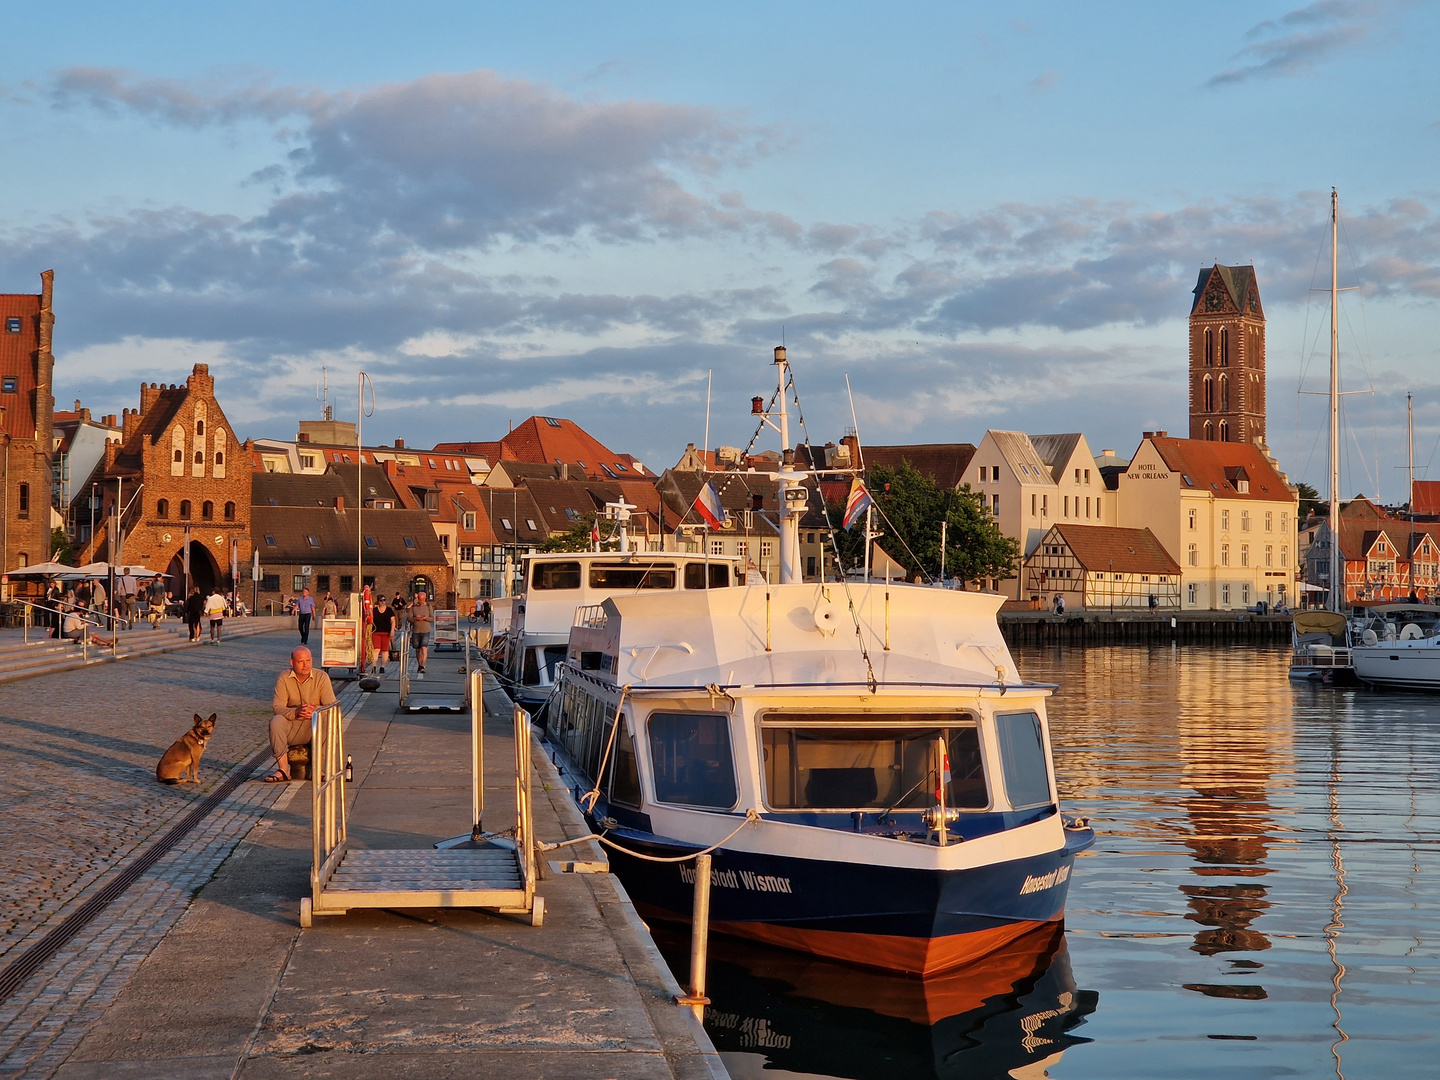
xmin=654 ymin=922 xmax=1096 ymax=1080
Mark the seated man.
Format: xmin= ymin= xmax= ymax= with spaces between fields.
xmin=266 ymin=646 xmax=337 ymax=782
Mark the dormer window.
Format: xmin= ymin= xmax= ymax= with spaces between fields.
xmin=4 ymin=317 xmax=20 ymax=333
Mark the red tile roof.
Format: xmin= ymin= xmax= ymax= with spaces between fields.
xmin=1413 ymin=480 xmax=1440 ymax=517
xmin=1148 ymin=437 xmax=1293 ymax=502
xmin=495 ymin=416 xmax=645 ymax=480
xmin=1046 ymin=524 xmax=1180 ymax=575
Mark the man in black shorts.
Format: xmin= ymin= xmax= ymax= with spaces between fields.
xmin=370 ymin=596 xmax=395 ymax=676
xmin=408 ymin=591 xmax=434 ymax=676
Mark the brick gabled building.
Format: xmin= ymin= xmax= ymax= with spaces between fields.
xmin=1189 ymin=264 xmax=1267 ymax=445
xmin=1 ymin=271 xmax=57 ymax=583
xmin=87 ymin=363 xmax=252 ymax=595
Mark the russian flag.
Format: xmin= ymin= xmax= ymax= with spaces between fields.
xmin=693 ymin=480 xmax=725 ymax=529
xmin=842 ymin=478 xmax=874 ymax=530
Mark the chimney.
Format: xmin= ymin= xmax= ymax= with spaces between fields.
xmin=751 ymin=493 xmax=764 ymax=511
xmin=298 ymin=432 xmax=310 ymax=443
xmin=1141 ymin=430 xmax=1168 ymax=440
xmin=336 ymin=496 xmax=345 ymax=510
xmin=560 ymin=462 xmax=568 ymax=480
xmin=74 ymin=399 xmax=81 ymax=412
xmin=394 ymin=438 xmax=404 ymax=449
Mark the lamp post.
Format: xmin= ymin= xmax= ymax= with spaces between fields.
xmin=1 ymin=432 xmax=10 ymax=591
xmin=1109 ymin=558 xmax=1114 ymax=615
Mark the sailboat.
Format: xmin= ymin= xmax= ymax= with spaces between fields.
xmin=1290 ymin=190 xmax=1359 ymax=684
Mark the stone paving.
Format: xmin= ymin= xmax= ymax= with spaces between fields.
xmin=0 ymin=627 xmax=360 ymax=1078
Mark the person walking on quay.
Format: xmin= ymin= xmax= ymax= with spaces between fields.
xmin=295 ymin=587 xmax=316 ymax=645
xmin=147 ymin=576 xmax=167 ymax=625
xmin=322 ymin=591 xmax=339 ymax=621
xmin=204 ymin=586 xmax=227 ymax=644
xmin=184 ymin=587 xmax=205 ymax=641
xmin=408 ymin=591 xmax=434 ymax=676
xmin=90 ymin=578 xmax=107 ymax=618
xmin=115 ymin=568 xmax=138 ymax=628
xmin=265 ymin=646 xmax=337 ymax=783
xmin=370 ymin=596 xmax=395 ymax=676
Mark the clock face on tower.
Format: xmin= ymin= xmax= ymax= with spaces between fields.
xmin=1205 ymin=290 xmax=1227 ymax=312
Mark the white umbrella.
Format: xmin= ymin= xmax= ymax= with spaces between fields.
xmin=7 ymin=561 xmax=85 ymax=579
xmin=74 ymin=562 xmax=166 ymax=579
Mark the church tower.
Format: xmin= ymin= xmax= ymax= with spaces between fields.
xmin=1188 ymin=264 xmax=1266 ymax=445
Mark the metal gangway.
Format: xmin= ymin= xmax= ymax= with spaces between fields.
xmin=301 ymin=672 xmax=544 ymax=928
xmin=397 ymin=629 xmax=471 ymax=713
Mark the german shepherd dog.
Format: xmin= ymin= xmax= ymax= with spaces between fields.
xmin=156 ymin=713 xmax=217 ymax=784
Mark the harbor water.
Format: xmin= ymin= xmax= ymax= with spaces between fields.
xmin=658 ymin=644 xmax=1440 ymax=1078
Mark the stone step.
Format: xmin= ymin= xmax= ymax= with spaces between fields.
xmin=0 ymin=622 xmax=283 ymax=684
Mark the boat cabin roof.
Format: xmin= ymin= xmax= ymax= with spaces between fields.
xmin=568 ymin=582 xmax=1032 ymax=693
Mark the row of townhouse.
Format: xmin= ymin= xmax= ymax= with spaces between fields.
xmin=1303 ymin=496 xmax=1440 ymax=606
xmin=849 ymin=426 xmax=1298 ymax=611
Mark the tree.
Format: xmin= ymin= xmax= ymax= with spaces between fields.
xmin=827 ymin=463 xmax=1019 ymax=583
xmin=539 ymin=514 xmax=627 ymax=552
xmin=50 ymin=528 xmax=75 ymax=565
xmin=1296 ymin=481 xmax=1326 ymax=518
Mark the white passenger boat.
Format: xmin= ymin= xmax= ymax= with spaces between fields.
xmin=1350 ymin=604 xmax=1440 ymax=690
xmin=499 ymin=505 xmax=743 ymax=712
xmin=540 ymin=347 xmax=1095 ymax=975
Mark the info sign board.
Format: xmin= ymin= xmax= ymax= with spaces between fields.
xmin=321 ymin=619 xmax=359 ymax=669
xmin=434 ymin=609 xmax=461 ymax=647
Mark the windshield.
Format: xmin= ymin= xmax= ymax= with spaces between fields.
xmin=761 ymin=717 xmax=986 ymax=811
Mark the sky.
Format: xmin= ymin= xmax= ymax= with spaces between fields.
xmin=2 ymin=1 xmax=1438 ymax=499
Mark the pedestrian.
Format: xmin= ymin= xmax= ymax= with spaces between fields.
xmin=321 ymin=591 xmax=338 ymax=620
xmin=204 ymin=586 xmax=227 ymax=644
xmin=295 ymin=587 xmax=316 ymax=645
xmin=116 ymin=568 xmax=138 ymax=628
xmin=185 ymin=587 xmax=205 ymax=641
xmin=480 ymin=599 xmax=492 ymax=624
xmin=370 ymin=596 xmax=394 ymax=676
xmin=264 ymin=646 xmax=337 ymax=782
xmin=90 ymin=578 xmax=107 ymax=617
xmin=147 ymin=577 xmax=167 ymax=625
xmin=408 ymin=591 xmax=434 ymax=676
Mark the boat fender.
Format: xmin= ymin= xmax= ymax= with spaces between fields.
xmin=812 ymin=600 xmax=841 ymax=636
xmin=1361 ymin=629 xmax=1379 ymax=646
xmin=1401 ymin=623 xmax=1423 ymax=640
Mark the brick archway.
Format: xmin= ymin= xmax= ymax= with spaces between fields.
xmin=165 ymin=541 xmax=221 ymax=598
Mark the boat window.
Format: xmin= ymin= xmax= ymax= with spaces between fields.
xmin=589 ymin=563 xmax=676 ymax=590
xmin=609 ymin=721 xmax=642 ymax=808
xmin=994 ymin=711 xmax=1052 ymax=810
xmin=684 ymin=563 xmax=732 ymax=589
xmin=542 ymin=646 xmax=567 ymax=685
xmin=648 ymin=712 xmax=737 ymax=809
xmin=760 ymin=720 xmax=985 ymax=811
xmin=533 ymin=561 xmax=581 ymax=590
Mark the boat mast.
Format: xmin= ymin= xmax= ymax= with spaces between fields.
xmin=772 ymin=346 xmax=804 ymax=584
xmin=1329 ymin=188 xmax=1341 ymax=614
xmin=1408 ymin=391 xmax=1415 ymax=599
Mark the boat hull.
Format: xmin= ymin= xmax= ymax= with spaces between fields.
xmin=604 ymin=827 xmax=1091 ymax=976
xmin=1352 ymin=644 xmax=1440 ymax=690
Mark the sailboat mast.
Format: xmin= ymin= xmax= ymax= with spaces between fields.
xmin=1329 ymin=188 xmax=1341 ymax=613
xmin=1408 ymin=392 xmax=1415 ymax=599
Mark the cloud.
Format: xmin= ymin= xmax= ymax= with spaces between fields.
xmin=48 ymin=67 xmax=776 ymax=249
xmin=1208 ymin=1 xmax=1393 ymax=87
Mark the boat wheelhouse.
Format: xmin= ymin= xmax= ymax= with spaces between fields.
xmin=501 ymin=547 xmax=744 ymax=711
xmin=545 ymin=579 xmax=1094 ymax=976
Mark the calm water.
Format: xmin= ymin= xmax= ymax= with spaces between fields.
xmin=659 ymin=645 xmax=1440 ymax=1079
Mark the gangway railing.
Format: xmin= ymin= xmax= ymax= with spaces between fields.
xmin=396 ymin=627 xmax=471 ymax=713
xmin=301 ymin=671 xmax=542 ymax=927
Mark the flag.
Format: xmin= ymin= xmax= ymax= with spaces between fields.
xmin=591 ymin=520 xmax=601 ymax=546
xmin=693 ymin=480 xmax=725 ymax=529
xmin=842 ymin=478 xmax=874 ymax=530
xmin=936 ymin=750 xmax=951 ymax=801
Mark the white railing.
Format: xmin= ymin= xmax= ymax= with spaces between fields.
xmin=310 ymin=702 xmax=348 ymax=901
xmin=514 ymin=701 xmax=537 ymax=900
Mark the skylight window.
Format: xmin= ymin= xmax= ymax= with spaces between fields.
xmin=615 ymin=463 xmax=628 ymax=472
xmin=544 ymin=417 xmax=562 ymax=427
xmin=264 ymin=535 xmax=276 ymax=546
xmin=403 ymin=536 xmax=416 ymax=549
xmin=501 ymin=518 xmax=513 ymax=530
xmin=4 ymin=317 xmax=20 ymax=333
xmin=365 ymin=536 xmax=377 ymax=548
xmin=306 ymin=535 xmax=320 ymax=547
xmin=577 ymin=461 xmax=585 ymax=469
xmin=527 ymin=519 xmax=537 ymax=530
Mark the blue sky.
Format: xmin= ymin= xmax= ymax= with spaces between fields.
xmin=2 ymin=1 xmax=1438 ymax=497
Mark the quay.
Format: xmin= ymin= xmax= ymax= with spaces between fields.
xmin=1000 ymin=609 xmax=1293 ymax=646
xmin=0 ymin=633 xmax=723 ymax=1078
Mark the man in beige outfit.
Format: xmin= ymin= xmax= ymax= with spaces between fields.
xmin=266 ymin=646 xmax=337 ymax=782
